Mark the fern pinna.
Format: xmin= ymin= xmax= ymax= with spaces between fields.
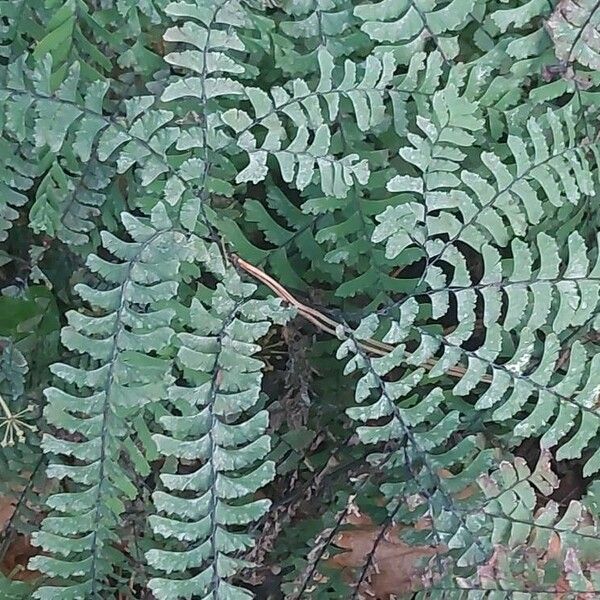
xmin=1 ymin=0 xmax=600 ymax=598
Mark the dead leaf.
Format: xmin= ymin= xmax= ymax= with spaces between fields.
xmin=0 ymin=496 xmax=15 ymax=530
xmin=0 ymin=494 xmax=39 ymax=582
xmin=328 ymin=512 xmax=443 ymax=599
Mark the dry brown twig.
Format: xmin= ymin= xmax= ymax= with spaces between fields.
xmin=231 ymin=254 xmax=492 ymax=383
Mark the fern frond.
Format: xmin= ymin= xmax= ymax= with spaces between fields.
xmin=88 ymin=0 xmax=267 ymax=220
xmin=378 ymin=107 xmax=597 ymax=274
xmin=147 ymin=265 xmax=292 ymax=599
xmin=1 ymin=56 xmax=114 ymax=244
xmin=352 ymin=303 xmax=600 ymax=477
xmin=96 ymin=97 xmax=177 ymax=185
xmin=447 ymin=454 xmax=600 ymax=599
xmin=2 ymin=58 xmax=204 ymax=234
xmin=29 ymin=203 xmax=198 ymax=598
xmin=29 ymin=159 xmax=115 ymax=248
xmin=277 ymin=0 xmax=365 ymax=74
xmin=386 ymin=231 xmax=600 ymax=338
xmin=222 ymin=46 xmax=396 ymax=196
xmin=354 ymin=0 xmax=476 ymax=64
xmin=337 ymin=323 xmax=492 ymax=570
xmin=218 ymin=46 xmax=407 ymax=299
xmin=380 ymin=83 xmax=482 ymax=256
xmin=0 ymin=137 xmax=36 ymax=242
xmin=31 ymin=0 xmax=117 ymax=77
xmin=339 ymin=302 xmax=600 ymax=588
xmin=248 ymin=51 xmax=446 ymax=301
xmin=160 ymin=0 xmax=257 ymax=103
xmin=237 ymin=184 xmax=332 ymax=287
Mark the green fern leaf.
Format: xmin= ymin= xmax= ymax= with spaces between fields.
xmin=354 ymin=0 xmax=476 ymax=63
xmin=30 ymin=204 xmax=199 ymax=598
xmin=147 ymin=267 xmax=292 ymax=599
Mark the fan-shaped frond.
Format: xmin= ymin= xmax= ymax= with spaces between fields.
xmin=221 ymin=46 xmax=397 ymax=197
xmin=344 ymin=300 xmax=600 ymax=478
xmin=384 ymin=231 xmax=600 ymax=337
xmin=377 ymin=107 xmax=597 ymax=275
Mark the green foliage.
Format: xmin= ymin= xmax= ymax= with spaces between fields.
xmin=30 ymin=203 xmax=200 ymax=598
xmin=1 ymin=0 xmax=600 ymax=598
xmin=354 ymin=0 xmax=475 ymax=63
xmin=147 ymin=268 xmax=291 ymax=599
